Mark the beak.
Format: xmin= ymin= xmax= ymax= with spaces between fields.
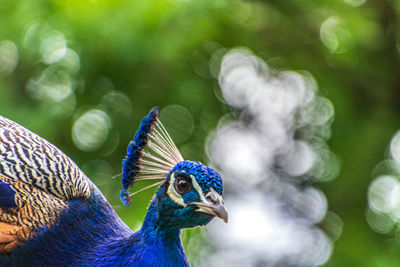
xmin=191 ymin=188 xmax=228 ymax=223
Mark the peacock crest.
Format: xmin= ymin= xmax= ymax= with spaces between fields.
xmin=120 ymin=107 xmax=185 ymax=206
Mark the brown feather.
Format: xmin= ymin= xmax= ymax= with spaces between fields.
xmin=0 ymin=175 xmax=66 ymax=253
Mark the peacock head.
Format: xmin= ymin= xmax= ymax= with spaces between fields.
xmin=156 ymin=160 xmax=226 ymax=228
xmin=120 ymin=107 xmax=227 ymax=229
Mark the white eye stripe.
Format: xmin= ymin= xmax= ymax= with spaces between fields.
xmin=189 ymin=174 xmax=208 ymax=203
xmin=167 ymin=172 xmax=185 ymax=206
xmin=166 ymin=172 xmax=208 ymax=206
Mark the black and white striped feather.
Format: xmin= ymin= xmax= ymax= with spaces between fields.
xmin=0 ymin=116 xmax=92 ymax=200
xmin=0 ymin=116 xmax=95 ymax=252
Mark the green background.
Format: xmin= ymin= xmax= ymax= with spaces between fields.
xmin=1 ymin=0 xmax=400 ymax=266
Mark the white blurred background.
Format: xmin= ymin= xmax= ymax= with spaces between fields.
xmin=205 ymin=49 xmax=341 ymax=266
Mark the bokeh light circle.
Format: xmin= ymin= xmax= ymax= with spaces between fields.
xmin=72 ymin=109 xmax=111 ymax=151
xmin=40 ymin=31 xmax=67 ymax=64
xmin=0 ymin=40 xmax=19 ymax=75
xmin=368 ymin=175 xmax=400 ymax=214
xmin=390 ymin=131 xmax=400 ymax=163
xmin=100 ymin=91 xmax=132 ymax=118
xmin=160 ymin=105 xmax=194 ymax=143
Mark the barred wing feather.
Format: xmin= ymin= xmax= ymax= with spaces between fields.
xmin=0 ymin=116 xmax=93 ymax=252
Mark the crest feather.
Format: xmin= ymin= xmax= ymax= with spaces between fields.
xmin=121 ymin=107 xmax=183 ymax=206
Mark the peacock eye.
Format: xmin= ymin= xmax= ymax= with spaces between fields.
xmin=174 ymin=175 xmax=192 ymax=195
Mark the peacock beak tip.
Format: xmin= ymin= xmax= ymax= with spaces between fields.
xmin=191 ymin=188 xmax=228 ymax=223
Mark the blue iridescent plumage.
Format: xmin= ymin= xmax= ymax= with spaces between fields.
xmin=0 ymin=180 xmax=17 ymax=208
xmin=122 ymin=107 xmax=159 ymax=190
xmin=0 ymin=108 xmax=227 ymax=266
xmin=170 ymin=161 xmax=223 ymax=195
xmin=120 ymin=190 xmax=132 ymax=207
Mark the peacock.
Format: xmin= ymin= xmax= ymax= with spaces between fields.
xmin=0 ymin=107 xmax=227 ymax=266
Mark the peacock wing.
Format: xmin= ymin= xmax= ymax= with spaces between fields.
xmin=0 ymin=116 xmax=93 ymax=252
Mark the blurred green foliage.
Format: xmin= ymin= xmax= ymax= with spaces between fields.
xmin=1 ymin=0 xmax=400 ymax=266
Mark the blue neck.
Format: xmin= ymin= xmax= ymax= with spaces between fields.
xmin=90 ymin=193 xmax=189 ymax=266
xmin=141 ymin=192 xmax=181 ymax=236
xmin=132 ymin=193 xmax=189 ymax=266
